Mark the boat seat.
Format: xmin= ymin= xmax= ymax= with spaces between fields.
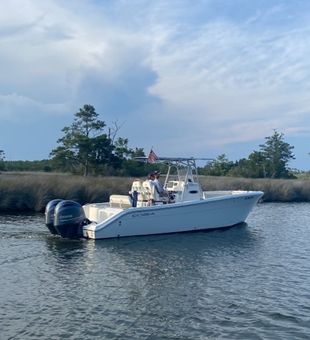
xmin=142 ymin=180 xmax=162 ymax=202
xmin=130 ymin=180 xmax=148 ymax=202
xmin=130 ymin=180 xmax=143 ymax=192
xmin=109 ymin=195 xmax=132 ymax=208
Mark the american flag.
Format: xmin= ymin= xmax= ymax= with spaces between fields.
xmin=147 ymin=149 xmax=158 ymax=163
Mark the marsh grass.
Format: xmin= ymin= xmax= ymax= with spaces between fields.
xmin=0 ymin=172 xmax=132 ymax=212
xmin=199 ymin=176 xmax=310 ymax=202
xmin=0 ymin=172 xmax=309 ymax=212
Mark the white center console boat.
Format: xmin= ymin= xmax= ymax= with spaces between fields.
xmin=45 ymin=157 xmax=263 ymax=239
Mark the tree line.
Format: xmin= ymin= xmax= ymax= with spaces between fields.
xmin=201 ymin=130 xmax=296 ymax=178
xmin=0 ymin=104 xmax=299 ymax=178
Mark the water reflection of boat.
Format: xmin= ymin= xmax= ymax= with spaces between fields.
xmin=45 ymin=157 xmax=263 ymax=240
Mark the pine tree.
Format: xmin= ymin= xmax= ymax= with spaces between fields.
xmin=259 ymin=130 xmax=295 ymax=178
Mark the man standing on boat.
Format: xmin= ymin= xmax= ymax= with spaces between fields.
xmin=147 ymin=172 xmax=167 ymax=205
xmin=153 ymin=171 xmax=168 ymax=198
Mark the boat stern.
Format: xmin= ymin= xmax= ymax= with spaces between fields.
xmin=83 ymin=222 xmax=97 ymax=239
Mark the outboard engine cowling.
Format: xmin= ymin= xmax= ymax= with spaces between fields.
xmin=54 ymin=200 xmax=86 ymax=239
xmin=45 ymin=199 xmax=63 ymax=235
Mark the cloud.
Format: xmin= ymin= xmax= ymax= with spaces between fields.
xmin=1 ymin=0 xmax=310 ymax=164
xmin=0 ymin=92 xmax=70 ymax=122
xmin=0 ymin=0 xmax=159 ymax=115
xmin=144 ymin=3 xmax=310 ymax=154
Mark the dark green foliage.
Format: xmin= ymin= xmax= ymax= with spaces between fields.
xmin=50 ymin=104 xmax=113 ymax=176
xmin=229 ymin=152 xmax=267 ymax=178
xmin=200 ymin=154 xmax=234 ymax=176
xmin=1 ymin=113 xmax=300 ymax=179
xmin=259 ymin=130 xmax=295 ymax=178
xmin=4 ymin=160 xmax=53 ymax=172
xmin=0 ymin=150 xmax=5 ymax=171
xmin=200 ymin=130 xmax=295 ymax=179
xmin=114 ymin=137 xmax=132 ymax=159
xmin=49 ymin=105 xmax=151 ymax=176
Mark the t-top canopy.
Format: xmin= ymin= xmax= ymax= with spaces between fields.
xmin=134 ymin=156 xmax=213 ymax=162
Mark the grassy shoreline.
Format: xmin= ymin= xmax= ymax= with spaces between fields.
xmin=0 ymin=172 xmax=309 ymax=213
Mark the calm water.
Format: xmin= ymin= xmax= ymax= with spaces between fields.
xmin=1 ymin=203 xmax=310 ymax=340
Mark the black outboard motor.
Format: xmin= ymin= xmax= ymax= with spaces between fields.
xmin=54 ymin=200 xmax=86 ymax=239
xmin=45 ymin=199 xmax=63 ymax=235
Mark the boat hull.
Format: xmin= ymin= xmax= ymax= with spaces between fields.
xmin=83 ymin=191 xmax=263 ymax=239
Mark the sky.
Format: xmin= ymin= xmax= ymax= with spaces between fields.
xmin=1 ymin=0 xmax=310 ymax=170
